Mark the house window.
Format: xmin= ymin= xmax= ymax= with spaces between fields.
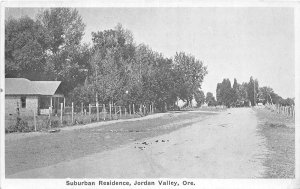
xmin=21 ymin=96 xmax=26 ymax=108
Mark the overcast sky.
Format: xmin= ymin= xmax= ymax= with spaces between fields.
xmin=6 ymin=7 xmax=295 ymax=98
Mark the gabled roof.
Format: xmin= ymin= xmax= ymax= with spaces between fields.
xmin=32 ymin=81 xmax=61 ymax=96
xmin=5 ymin=78 xmax=62 ymax=96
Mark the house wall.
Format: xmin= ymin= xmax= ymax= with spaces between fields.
xmin=5 ymin=95 xmax=39 ymax=115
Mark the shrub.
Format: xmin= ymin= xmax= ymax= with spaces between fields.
xmin=50 ymin=120 xmax=60 ymax=128
xmin=11 ymin=117 xmax=32 ymax=132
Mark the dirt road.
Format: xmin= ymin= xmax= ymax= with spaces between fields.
xmin=7 ymin=108 xmax=269 ymax=178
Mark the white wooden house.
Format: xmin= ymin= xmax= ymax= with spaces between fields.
xmin=5 ymin=78 xmax=64 ymax=115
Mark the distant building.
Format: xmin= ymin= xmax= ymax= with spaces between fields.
xmin=5 ymin=78 xmax=64 ymax=115
xmin=201 ymin=103 xmax=208 ymax=107
xmin=176 ymin=98 xmax=197 ymax=108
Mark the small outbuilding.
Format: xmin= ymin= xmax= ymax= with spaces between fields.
xmin=5 ymin=78 xmax=64 ymax=115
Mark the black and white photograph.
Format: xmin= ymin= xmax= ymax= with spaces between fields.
xmin=0 ymin=1 xmax=299 ymax=189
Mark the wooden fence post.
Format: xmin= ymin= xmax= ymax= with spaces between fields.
xmin=63 ymin=97 xmax=66 ymax=113
xmin=96 ymin=103 xmax=99 ymax=121
xmin=284 ymin=106 xmax=286 ymax=115
xmin=33 ymin=110 xmax=37 ymax=132
xmin=48 ymin=107 xmax=51 ymax=119
xmin=103 ymin=104 xmax=106 ymax=120
xmin=109 ymin=104 xmax=112 ymax=120
xmin=152 ymin=102 xmax=154 ymax=113
xmin=71 ymin=102 xmax=74 ymax=124
xmin=279 ymin=105 xmax=281 ymax=114
xmin=60 ymin=103 xmax=63 ymax=125
xmin=48 ymin=107 xmax=52 ymax=129
xmin=293 ymin=106 xmax=295 ymax=117
xmin=89 ymin=104 xmax=91 ymax=123
xmin=133 ymin=104 xmax=135 ymax=114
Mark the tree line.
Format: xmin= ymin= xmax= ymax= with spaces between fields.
xmin=197 ymin=76 xmax=294 ymax=108
xmin=5 ymin=8 xmax=208 ymax=112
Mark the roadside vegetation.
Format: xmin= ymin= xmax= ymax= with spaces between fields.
xmin=214 ymin=77 xmax=295 ymax=108
xmin=5 ymin=112 xmax=142 ymax=133
xmin=255 ymin=108 xmax=295 ymax=178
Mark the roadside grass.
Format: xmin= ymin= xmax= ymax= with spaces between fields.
xmin=5 ymin=112 xmax=142 ymax=133
xmin=254 ymin=108 xmax=295 ymax=178
xmin=180 ymin=106 xmax=227 ymax=112
xmin=5 ymin=111 xmax=214 ymax=176
xmin=5 ymin=106 xmax=219 ymax=134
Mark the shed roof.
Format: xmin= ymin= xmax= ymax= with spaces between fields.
xmin=5 ymin=78 xmax=62 ymax=96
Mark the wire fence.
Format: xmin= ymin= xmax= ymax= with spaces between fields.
xmin=265 ymin=103 xmax=295 ymax=118
xmin=5 ymin=102 xmax=155 ymax=133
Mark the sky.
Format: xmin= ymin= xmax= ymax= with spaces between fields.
xmin=5 ymin=7 xmax=295 ymax=98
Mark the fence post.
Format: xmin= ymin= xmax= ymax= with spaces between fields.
xmin=89 ymin=104 xmax=91 ymax=123
xmin=63 ymin=97 xmax=66 ymax=113
xmin=109 ymin=104 xmax=112 ymax=120
xmin=16 ymin=102 xmax=20 ymax=116
xmin=48 ymin=107 xmax=52 ymax=129
xmin=33 ymin=110 xmax=37 ymax=132
xmin=279 ymin=105 xmax=281 ymax=114
xmin=96 ymin=103 xmax=99 ymax=121
xmin=71 ymin=102 xmax=74 ymax=124
xmin=81 ymin=102 xmax=84 ymax=114
xmin=152 ymin=102 xmax=154 ymax=113
xmin=293 ymin=106 xmax=295 ymax=117
xmin=103 ymin=104 xmax=106 ymax=121
xmin=119 ymin=106 xmax=122 ymax=118
xmin=48 ymin=107 xmax=51 ymax=119
xmin=60 ymin=103 xmax=63 ymax=125
xmin=284 ymin=106 xmax=286 ymax=115
xmin=133 ymin=104 xmax=135 ymax=114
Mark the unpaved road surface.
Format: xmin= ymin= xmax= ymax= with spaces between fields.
xmin=7 ymin=108 xmax=268 ymax=178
